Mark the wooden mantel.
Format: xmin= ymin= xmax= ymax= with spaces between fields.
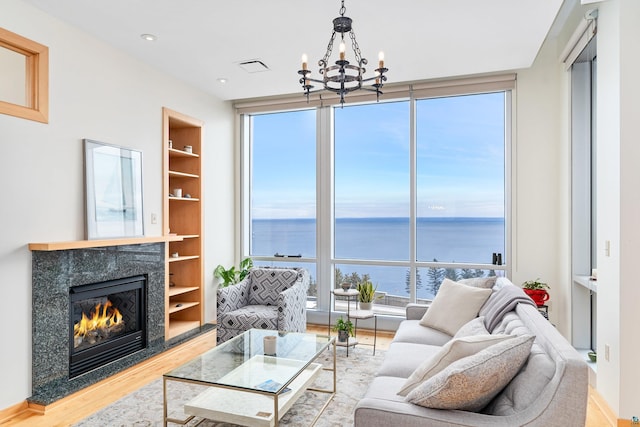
xmin=29 ymin=235 xmax=183 ymax=251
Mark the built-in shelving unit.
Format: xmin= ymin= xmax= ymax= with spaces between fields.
xmin=163 ymin=107 xmax=204 ymax=340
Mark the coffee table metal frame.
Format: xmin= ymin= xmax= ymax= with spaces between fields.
xmin=163 ymin=329 xmax=336 ymax=427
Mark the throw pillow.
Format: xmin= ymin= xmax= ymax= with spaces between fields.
xmin=458 ymin=276 xmax=497 ymax=289
xmin=453 ymin=316 xmax=489 ymax=338
xmin=397 ymin=333 xmax=514 ymax=396
xmin=405 ymin=334 xmax=535 ymax=411
xmin=419 ymin=279 xmax=492 ymax=336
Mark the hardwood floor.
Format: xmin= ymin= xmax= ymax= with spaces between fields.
xmin=0 ymin=325 xmax=611 ymax=426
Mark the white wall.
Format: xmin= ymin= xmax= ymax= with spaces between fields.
xmin=513 ymin=35 xmax=570 ymax=336
xmin=597 ymin=0 xmax=640 ymax=419
xmin=0 ymin=0 xmax=235 ymax=409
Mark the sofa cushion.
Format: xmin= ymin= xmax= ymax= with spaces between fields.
xmin=397 ymin=333 xmax=514 ymax=396
xmin=377 ymin=342 xmax=442 ymax=378
xmin=247 ymin=268 xmax=298 ymax=306
xmin=419 ymin=279 xmax=492 ymax=336
xmin=483 ymin=308 xmax=556 ymax=415
xmin=406 ymin=334 xmax=535 ymax=411
xmin=392 ymin=320 xmax=452 ymax=346
xmin=218 ymin=305 xmax=278 ymax=331
xmin=453 ymin=316 xmax=490 ymax=338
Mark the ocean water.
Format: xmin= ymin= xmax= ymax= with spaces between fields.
xmin=252 ymin=217 xmax=504 ymax=298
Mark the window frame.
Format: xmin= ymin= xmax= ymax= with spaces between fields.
xmin=238 ymin=76 xmax=514 ymax=316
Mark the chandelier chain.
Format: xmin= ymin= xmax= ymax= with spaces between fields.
xmin=322 ymin=31 xmax=337 ymax=66
xmin=349 ymin=30 xmax=364 ymax=64
xmin=340 ymin=0 xmax=346 ymax=16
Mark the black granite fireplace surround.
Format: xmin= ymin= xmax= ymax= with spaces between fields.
xmin=31 ymin=243 xmax=165 ymax=405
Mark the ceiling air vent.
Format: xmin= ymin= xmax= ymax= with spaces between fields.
xmin=238 ymin=60 xmax=270 ymax=73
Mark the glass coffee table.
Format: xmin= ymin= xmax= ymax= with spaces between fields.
xmin=163 ymin=329 xmax=336 ymax=427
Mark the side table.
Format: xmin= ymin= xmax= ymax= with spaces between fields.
xmin=328 ymin=288 xmax=377 ymax=356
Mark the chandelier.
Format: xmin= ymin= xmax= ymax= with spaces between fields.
xmin=298 ymin=0 xmax=388 ymax=105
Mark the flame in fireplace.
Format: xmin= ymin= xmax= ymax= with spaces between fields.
xmin=73 ymin=300 xmax=124 ymax=348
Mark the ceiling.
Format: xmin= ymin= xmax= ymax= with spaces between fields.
xmin=22 ymin=0 xmax=567 ymax=101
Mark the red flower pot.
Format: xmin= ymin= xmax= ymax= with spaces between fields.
xmin=524 ymin=289 xmax=549 ymax=306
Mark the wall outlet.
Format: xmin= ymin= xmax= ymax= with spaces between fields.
xmin=604 ymin=344 xmax=610 ymax=362
xmin=151 ymin=213 xmax=157 ymax=224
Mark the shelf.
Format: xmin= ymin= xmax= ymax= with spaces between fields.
xmin=29 ymin=235 xmax=182 ymax=251
xmin=164 ymin=107 xmax=204 ymax=341
xmin=332 ymin=289 xmax=360 ymax=297
xmin=348 ymin=309 xmax=375 ymax=319
xmin=574 ymin=275 xmax=598 ymax=293
xmin=335 ymin=337 xmax=358 ymax=347
xmin=168 ymin=255 xmax=199 ymax=263
xmin=168 ymin=320 xmax=202 ymax=339
xmin=169 ymin=170 xmax=199 ymax=179
xmin=169 ymin=147 xmax=199 ymax=158
xmin=168 ymin=196 xmax=200 ymax=202
xmin=168 ymin=301 xmax=200 ymax=314
xmin=168 ymin=286 xmax=200 ymax=297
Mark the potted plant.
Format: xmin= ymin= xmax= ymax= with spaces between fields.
xmin=332 ymin=317 xmax=354 ymax=343
xmin=213 ymin=258 xmax=253 ymax=288
xmin=356 ymin=280 xmax=381 ymax=311
xmin=522 ymin=278 xmax=550 ymax=307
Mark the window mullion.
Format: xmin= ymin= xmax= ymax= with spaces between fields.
xmin=316 ymin=106 xmax=333 ymax=312
xmin=409 ymin=96 xmax=417 ymax=303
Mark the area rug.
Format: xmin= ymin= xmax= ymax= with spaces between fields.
xmin=74 ymin=346 xmax=384 ymax=427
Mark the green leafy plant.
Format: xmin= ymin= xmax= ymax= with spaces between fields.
xmin=332 ymin=317 xmax=354 ymax=336
xmin=356 ymin=280 xmax=382 ymax=303
xmin=213 ymin=258 xmax=253 ymax=288
xmin=522 ymin=278 xmax=550 ymax=290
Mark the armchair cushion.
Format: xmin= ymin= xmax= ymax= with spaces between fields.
xmin=219 ymin=305 xmax=279 ymax=331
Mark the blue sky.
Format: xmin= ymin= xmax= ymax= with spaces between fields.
xmin=251 ymin=92 xmax=505 ymax=219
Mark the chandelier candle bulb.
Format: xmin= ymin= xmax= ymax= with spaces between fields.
xmin=339 ymin=41 xmax=346 ymax=60
xmin=378 ymin=51 xmax=384 ymax=68
xmin=301 ymin=54 xmax=308 ymax=70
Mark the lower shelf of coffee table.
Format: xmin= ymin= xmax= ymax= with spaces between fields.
xmin=184 ymin=357 xmax=322 ymax=427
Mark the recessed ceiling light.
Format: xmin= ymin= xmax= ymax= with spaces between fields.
xmin=140 ymin=34 xmax=157 ymax=42
xmin=217 ymin=78 xmax=228 ymax=84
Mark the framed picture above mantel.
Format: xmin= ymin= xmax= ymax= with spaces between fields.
xmin=84 ymin=139 xmax=144 ymax=239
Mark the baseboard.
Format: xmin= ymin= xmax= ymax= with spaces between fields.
xmin=589 ymin=385 xmax=637 ymax=427
xmin=0 ymin=400 xmax=28 ymax=424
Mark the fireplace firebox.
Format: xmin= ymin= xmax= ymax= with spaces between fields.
xmin=69 ymin=275 xmax=147 ymax=378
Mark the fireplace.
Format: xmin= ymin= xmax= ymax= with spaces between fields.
xmin=69 ymin=275 xmax=147 ymax=378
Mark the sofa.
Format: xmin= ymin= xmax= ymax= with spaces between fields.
xmin=354 ymin=277 xmax=589 ymax=427
xmin=216 ymin=267 xmax=309 ymax=343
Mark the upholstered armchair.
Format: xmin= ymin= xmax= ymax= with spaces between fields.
xmin=216 ymin=267 xmax=310 ymax=343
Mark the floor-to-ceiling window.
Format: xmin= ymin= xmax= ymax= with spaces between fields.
xmin=415 ymin=93 xmax=506 ymax=301
xmin=244 ymin=109 xmax=319 ymax=307
xmin=239 ymin=77 xmax=512 ymax=316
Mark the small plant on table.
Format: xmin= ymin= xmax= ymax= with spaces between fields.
xmin=333 ymin=317 xmax=354 ymax=343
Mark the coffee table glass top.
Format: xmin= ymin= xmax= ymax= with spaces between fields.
xmin=164 ymin=329 xmax=333 ymax=394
